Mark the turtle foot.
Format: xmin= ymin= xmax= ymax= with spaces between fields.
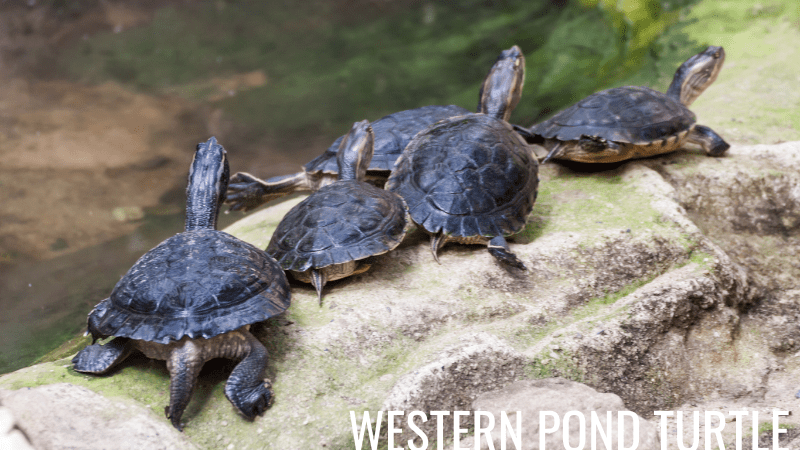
xmin=71 ymin=337 xmax=132 ymax=374
xmin=165 ymin=406 xmax=184 ymax=432
xmin=223 ymin=330 xmax=272 ymax=419
xmin=226 ymin=171 xmax=311 ymax=211
xmin=488 ymin=247 xmax=527 ymax=270
xmin=487 ymin=235 xmax=527 ymax=271
xmin=225 ymin=172 xmax=274 ymax=212
xmin=691 ymin=124 xmax=730 ymax=157
xmin=225 ymin=379 xmax=273 ymax=420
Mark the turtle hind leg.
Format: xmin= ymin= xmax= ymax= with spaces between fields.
xmin=541 ymin=141 xmax=563 ymax=164
xmin=224 ymin=330 xmax=272 ymax=420
xmin=164 ymin=341 xmax=205 ymax=431
xmin=225 ymin=171 xmax=313 ymax=212
xmin=72 ymin=337 xmax=133 ymax=374
xmin=487 ymin=235 xmax=527 ymax=271
xmin=688 ymin=124 xmax=730 ymax=156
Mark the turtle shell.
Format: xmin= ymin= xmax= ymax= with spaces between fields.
xmin=529 ymin=86 xmax=696 ymax=144
xmin=267 ymin=180 xmax=408 ymax=271
xmin=304 ymin=105 xmax=470 ymax=174
xmin=87 ymin=229 xmax=290 ymax=344
xmin=386 ymin=113 xmax=538 ymax=238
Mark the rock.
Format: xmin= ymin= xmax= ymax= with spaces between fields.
xmin=3 ymin=142 xmax=800 ymax=448
xmin=0 ymin=383 xmax=196 ymax=450
xmin=3 ymin=142 xmax=787 ymax=449
xmin=1 ymin=3 xmax=799 ymax=449
xmin=0 ymin=405 xmax=34 ymax=450
xmin=462 ymin=378 xmax=659 ymax=450
xmin=382 ymin=333 xmax=528 ymax=441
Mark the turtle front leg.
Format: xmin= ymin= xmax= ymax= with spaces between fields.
xmin=164 ymin=341 xmax=205 ymax=431
xmin=225 ymin=171 xmax=311 ymax=212
xmin=687 ymin=124 xmax=729 ymax=156
xmin=487 ymin=235 xmax=527 ymax=270
xmin=72 ymin=337 xmax=133 ymax=374
xmin=223 ymin=329 xmax=272 ymax=420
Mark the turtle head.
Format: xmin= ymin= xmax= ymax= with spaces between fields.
xmin=478 ymin=45 xmax=525 ymax=121
xmin=336 ymin=120 xmax=374 ymax=182
xmin=185 ymin=137 xmax=230 ymax=231
xmin=666 ymin=46 xmax=725 ymax=106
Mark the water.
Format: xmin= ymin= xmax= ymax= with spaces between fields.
xmin=0 ymin=0 xmax=699 ymax=375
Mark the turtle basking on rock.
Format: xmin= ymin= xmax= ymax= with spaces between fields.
xmin=267 ymin=120 xmax=410 ymax=302
xmin=515 ymin=46 xmax=729 ymax=163
xmin=72 ymin=137 xmax=291 ymax=431
xmin=225 ymin=104 xmax=469 ymax=211
xmin=385 ymin=45 xmax=539 ymax=270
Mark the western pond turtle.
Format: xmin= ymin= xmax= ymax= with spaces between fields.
xmin=516 ymin=46 xmax=729 ymax=163
xmin=225 ymin=105 xmax=469 ymax=211
xmin=72 ymin=137 xmax=291 ymax=431
xmin=267 ymin=121 xmax=410 ymax=302
xmin=385 ymin=46 xmax=538 ymax=270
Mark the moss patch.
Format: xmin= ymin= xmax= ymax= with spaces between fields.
xmin=520 ymin=170 xmax=679 ymax=244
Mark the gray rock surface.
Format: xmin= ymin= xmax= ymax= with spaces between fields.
xmin=0 ymin=405 xmax=34 ymax=450
xmin=462 ymin=378 xmax=659 ymax=450
xmin=1 ymin=143 xmax=798 ymax=449
xmin=0 ymin=383 xmax=196 ymax=450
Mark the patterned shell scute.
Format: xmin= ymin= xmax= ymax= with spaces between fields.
xmin=304 ymin=105 xmax=470 ymax=174
xmin=387 ymin=114 xmax=538 ymax=238
xmin=88 ymin=229 xmax=290 ymax=344
xmin=267 ymin=180 xmax=408 ymax=271
xmin=529 ymin=86 xmax=696 ymax=144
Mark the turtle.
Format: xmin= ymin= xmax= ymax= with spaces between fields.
xmin=266 ymin=120 xmax=410 ymax=303
xmin=71 ymin=137 xmax=291 ymax=431
xmin=225 ymin=104 xmax=470 ymax=211
xmin=514 ymin=46 xmax=729 ymax=163
xmin=385 ymin=45 xmax=539 ymax=270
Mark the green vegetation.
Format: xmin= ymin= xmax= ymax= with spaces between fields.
xmin=527 ymin=350 xmax=585 ymax=382
xmin=519 ymin=173 xmax=668 ymax=243
xmin=619 ymin=0 xmax=800 ymax=143
xmin=60 ymin=0 xmax=701 ymax=143
xmin=688 ymin=249 xmax=715 ymax=272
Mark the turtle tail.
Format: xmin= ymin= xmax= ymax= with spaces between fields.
xmin=430 ymin=233 xmax=448 ymax=264
xmin=309 ymin=268 xmax=328 ymax=306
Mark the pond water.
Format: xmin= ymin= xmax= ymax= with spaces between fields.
xmin=0 ymin=0 xmax=700 ymax=374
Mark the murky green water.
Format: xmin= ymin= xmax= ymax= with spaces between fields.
xmin=0 ymin=0 xmax=710 ymax=374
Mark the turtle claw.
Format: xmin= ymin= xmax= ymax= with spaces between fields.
xmin=225 ymin=173 xmax=271 ymax=212
xmin=226 ymin=380 xmax=273 ymax=420
xmin=165 ymin=406 xmax=184 ymax=432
